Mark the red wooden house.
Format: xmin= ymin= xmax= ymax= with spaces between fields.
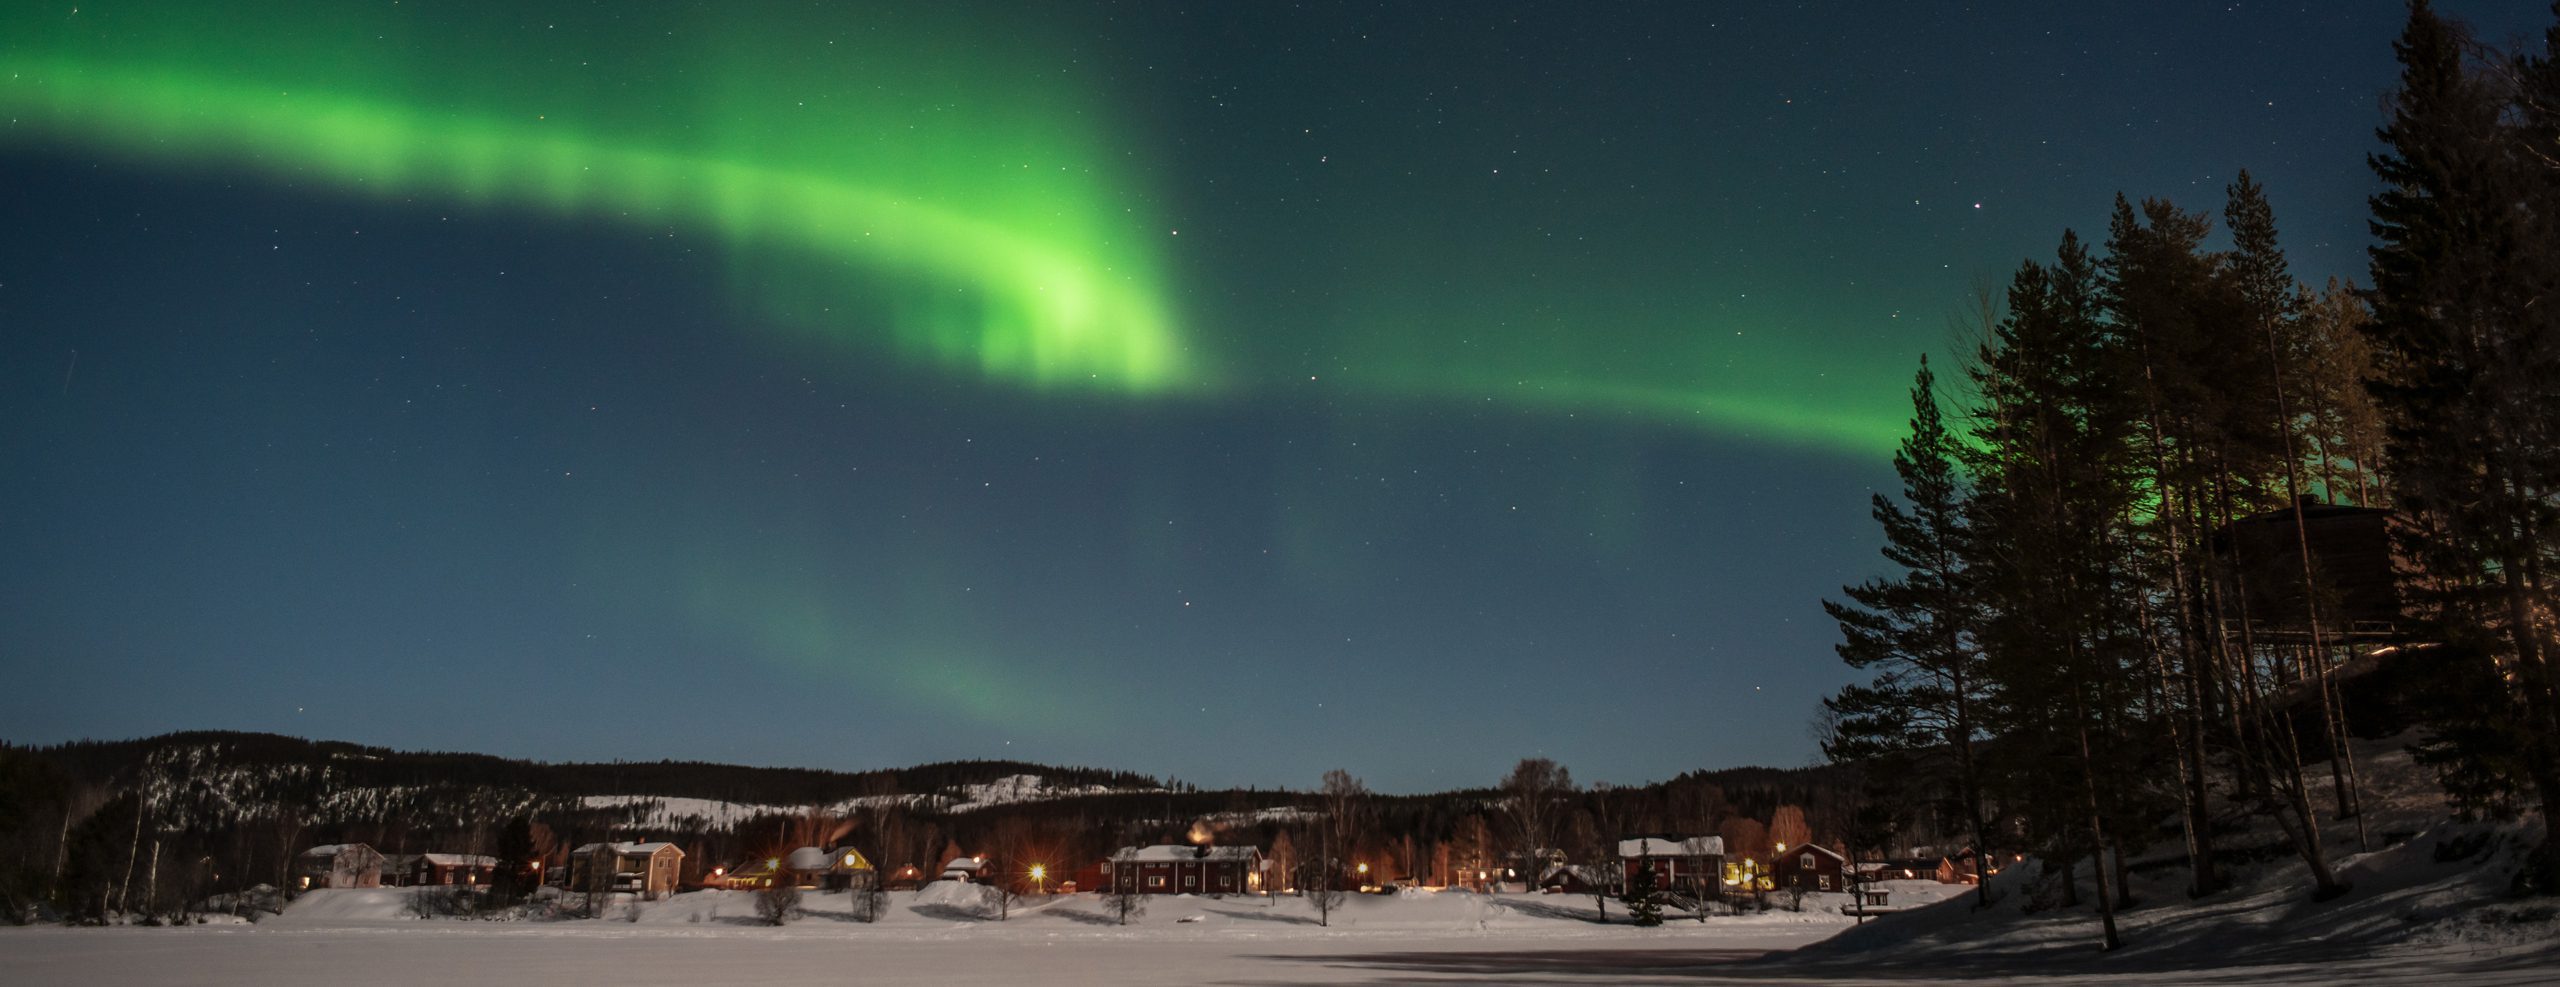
xmin=412 ymin=853 xmax=497 ymax=886
xmin=1110 ymin=845 xmax=1262 ymax=896
xmin=1616 ymin=836 xmax=1726 ymax=896
xmin=1775 ymin=842 xmax=1847 ymax=892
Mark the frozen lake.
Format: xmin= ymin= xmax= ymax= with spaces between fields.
xmin=5 ymin=919 xmax=2552 ymax=986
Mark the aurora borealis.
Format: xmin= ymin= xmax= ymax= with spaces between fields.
xmin=4 ymin=2 xmax=2545 ymax=791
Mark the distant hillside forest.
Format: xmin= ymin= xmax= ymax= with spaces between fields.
xmin=0 ymin=730 xmax=1861 ymax=923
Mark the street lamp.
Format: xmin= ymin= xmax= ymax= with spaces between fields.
xmin=1030 ymin=864 xmax=1046 ymax=897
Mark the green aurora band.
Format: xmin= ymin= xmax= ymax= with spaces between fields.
xmin=1 ymin=4 xmax=1908 ymax=458
xmin=1 ymin=4 xmax=1184 ymax=392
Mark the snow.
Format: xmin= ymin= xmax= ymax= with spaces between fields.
xmin=1619 ymin=836 xmax=1725 ymax=858
xmin=4 ymin=883 xmax=2550 ymax=986
xmin=1115 ymin=844 xmax=1260 ymax=862
xmin=577 ymin=774 xmax=1161 ymax=829
xmin=782 ymin=846 xmax=830 ymax=871
xmin=22 ymin=737 xmax=2557 ymax=984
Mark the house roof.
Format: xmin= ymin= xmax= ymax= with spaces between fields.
xmin=942 ymin=856 xmax=984 ymax=872
xmin=1112 ymin=844 xmax=1260 ymax=863
xmin=419 ymin=853 xmax=497 ymax=867
xmin=570 ymin=841 xmax=682 ymax=857
xmin=1786 ymin=843 xmax=1847 ymax=862
xmin=828 ymin=847 xmax=874 ymax=871
xmin=785 ymin=847 xmax=832 ymax=871
xmin=1617 ymin=837 xmax=1724 ymax=858
xmin=299 ymin=843 xmax=376 ymax=858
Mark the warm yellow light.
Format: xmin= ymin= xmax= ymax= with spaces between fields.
xmin=767 ymin=858 xmax=780 ymax=869
xmin=1775 ymin=843 xmax=1786 ymax=852
xmin=1357 ymin=863 xmax=1369 ymax=874
xmin=1030 ymin=865 xmax=1046 ymax=880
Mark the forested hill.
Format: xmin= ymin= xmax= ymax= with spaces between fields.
xmin=25 ymin=731 xmax=1163 ymax=807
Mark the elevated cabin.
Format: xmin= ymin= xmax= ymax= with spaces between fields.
xmin=566 ymin=841 xmax=685 ymax=900
xmin=1775 ymin=842 xmax=1848 ymax=892
xmin=1617 ymin=836 xmax=1726 ymax=896
xmin=293 ymin=844 xmax=385 ymax=890
xmin=2213 ymin=500 xmax=2405 ymax=643
xmin=1111 ymin=845 xmax=1262 ymax=896
xmin=413 ymin=853 xmax=497 ymax=887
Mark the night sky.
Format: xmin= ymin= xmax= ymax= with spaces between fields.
xmin=3 ymin=2 xmax=2544 ymax=793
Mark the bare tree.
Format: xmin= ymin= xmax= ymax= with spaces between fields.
xmin=755 ymin=873 xmax=800 ymax=925
xmin=1768 ymin=805 xmax=1811 ymax=854
xmin=1297 ymin=842 xmax=1344 ymax=927
xmin=1500 ymin=758 xmax=1573 ymax=875
xmin=1106 ymin=869 xmax=1145 ymax=926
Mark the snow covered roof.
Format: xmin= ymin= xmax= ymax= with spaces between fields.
xmin=1112 ymin=844 xmax=1260 ymax=863
xmin=785 ymin=847 xmax=831 ymax=871
xmin=570 ymin=841 xmax=682 ymax=857
xmin=1618 ymin=837 xmax=1724 ymax=859
xmin=298 ymin=843 xmax=376 ymax=858
xmin=941 ymin=856 xmax=983 ymax=873
xmin=419 ymin=853 xmax=496 ymax=867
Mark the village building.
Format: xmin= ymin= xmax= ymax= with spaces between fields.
xmin=1616 ymin=836 xmax=1726 ymax=896
xmin=1536 ymin=863 xmax=1605 ymax=896
xmin=882 ymin=862 xmax=927 ymax=890
xmin=412 ymin=853 xmax=498 ymax=887
xmin=565 ymin=841 xmax=685 ymax=900
xmin=1936 ymin=851 xmax=1981 ymax=885
xmin=292 ymin=843 xmax=385 ymax=890
xmin=1774 ymin=842 xmax=1848 ymax=892
xmin=939 ymin=855 xmax=986 ymax=884
xmin=783 ymin=847 xmax=833 ymax=888
xmin=1110 ymin=845 xmax=1262 ymax=896
xmin=824 ymin=846 xmax=877 ymax=891
xmin=376 ymin=853 xmax=419 ymax=886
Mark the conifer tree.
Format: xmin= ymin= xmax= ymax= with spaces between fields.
xmin=2367 ymin=0 xmax=2560 ymax=894
xmin=1967 ymin=232 xmax=2143 ymax=949
xmin=1623 ymin=851 xmax=1663 ymax=926
xmin=1821 ymin=356 xmax=1997 ymax=909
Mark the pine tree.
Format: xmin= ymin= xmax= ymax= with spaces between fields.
xmin=1623 ymin=851 xmax=1663 ymax=926
xmin=492 ymin=815 xmax=537 ymax=907
xmin=1820 ymin=356 xmax=1998 ymax=909
xmin=2367 ymin=0 xmax=2560 ymax=894
xmin=1967 ymin=232 xmax=2143 ymax=948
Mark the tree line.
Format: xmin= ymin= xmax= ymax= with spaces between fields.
xmin=1819 ymin=2 xmax=2560 ymax=951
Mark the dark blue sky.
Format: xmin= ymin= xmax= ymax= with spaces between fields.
xmin=2 ymin=2 xmax=2543 ymax=792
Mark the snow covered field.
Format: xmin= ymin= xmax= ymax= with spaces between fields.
xmin=4 ymin=878 xmax=2551 ymax=985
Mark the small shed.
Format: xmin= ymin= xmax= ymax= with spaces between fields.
xmin=293 ymin=844 xmax=386 ymax=890
xmin=1537 ymin=863 xmax=1603 ymax=896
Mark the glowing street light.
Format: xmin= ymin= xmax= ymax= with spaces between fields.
xmin=1030 ymin=864 xmax=1047 ymax=897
